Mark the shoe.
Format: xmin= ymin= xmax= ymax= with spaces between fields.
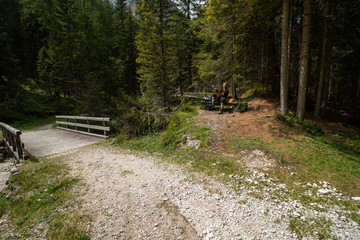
xmin=218 ymin=109 xmax=223 ymax=114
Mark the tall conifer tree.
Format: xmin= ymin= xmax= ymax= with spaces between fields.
xmin=136 ymin=0 xmax=174 ymax=109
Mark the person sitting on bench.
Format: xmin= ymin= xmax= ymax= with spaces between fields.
xmin=211 ymin=82 xmax=229 ymax=114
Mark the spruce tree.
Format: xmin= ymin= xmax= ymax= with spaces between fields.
xmin=136 ymin=0 xmax=174 ymax=109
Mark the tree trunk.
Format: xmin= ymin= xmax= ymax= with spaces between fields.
xmin=321 ymin=1 xmax=335 ymax=117
xmin=159 ymin=0 xmax=166 ymax=108
xmin=280 ymin=0 xmax=291 ymax=115
xmin=267 ymin=30 xmax=279 ymax=95
xmin=356 ymin=63 xmax=360 ymax=109
xmin=314 ymin=1 xmax=329 ymax=118
xmin=265 ymin=34 xmax=269 ymax=95
xmin=296 ymin=0 xmax=312 ymax=120
xmin=64 ymin=1 xmax=77 ymax=113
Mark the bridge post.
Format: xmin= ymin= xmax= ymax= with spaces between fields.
xmin=0 ymin=122 xmax=24 ymax=161
xmin=15 ymin=132 xmax=23 ymax=159
xmin=103 ymin=120 xmax=106 ymax=137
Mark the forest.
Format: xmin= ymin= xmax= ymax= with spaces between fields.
xmin=1 ymin=0 xmax=359 ymax=131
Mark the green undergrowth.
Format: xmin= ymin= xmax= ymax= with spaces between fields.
xmin=275 ymin=113 xmax=324 ymax=135
xmin=114 ymin=102 xmax=245 ymax=178
xmin=120 ymin=102 xmax=209 ymax=152
xmin=10 ymin=116 xmax=56 ymax=132
xmin=0 ymin=158 xmax=89 ymax=239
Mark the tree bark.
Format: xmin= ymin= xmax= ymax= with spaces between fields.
xmin=267 ymin=30 xmax=280 ymax=95
xmin=159 ymin=0 xmax=166 ymax=108
xmin=314 ymin=1 xmax=329 ymax=118
xmin=356 ymin=63 xmax=360 ymax=109
xmin=296 ymin=0 xmax=312 ymax=120
xmin=321 ymin=1 xmax=335 ymax=117
xmin=280 ymin=0 xmax=291 ymax=115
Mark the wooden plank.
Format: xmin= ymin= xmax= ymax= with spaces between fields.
xmin=56 ymin=116 xmax=110 ymax=122
xmin=15 ymin=134 xmax=23 ymax=159
xmin=0 ymin=122 xmax=21 ymax=135
xmin=3 ymin=138 xmax=20 ymax=160
xmin=226 ymin=102 xmax=248 ymax=106
xmin=56 ymin=127 xmax=109 ymax=139
xmin=56 ymin=121 xmax=110 ymax=131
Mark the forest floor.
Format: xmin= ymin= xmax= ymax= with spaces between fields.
xmin=1 ymin=98 xmax=360 ymax=239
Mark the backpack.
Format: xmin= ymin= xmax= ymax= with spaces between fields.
xmin=201 ymin=96 xmax=213 ymax=110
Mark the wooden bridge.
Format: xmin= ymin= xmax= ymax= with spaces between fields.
xmin=0 ymin=116 xmax=110 ymax=159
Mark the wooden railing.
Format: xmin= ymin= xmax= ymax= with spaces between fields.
xmin=56 ymin=116 xmax=110 ymax=139
xmin=0 ymin=122 xmax=24 ymax=161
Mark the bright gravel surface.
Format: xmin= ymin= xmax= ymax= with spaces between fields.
xmin=55 ymin=145 xmax=360 ymax=240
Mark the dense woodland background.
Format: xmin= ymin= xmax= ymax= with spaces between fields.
xmin=1 ymin=0 xmax=359 ymax=132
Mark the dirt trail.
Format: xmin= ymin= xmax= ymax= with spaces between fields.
xmin=50 ymin=142 xmax=360 ymax=240
xmin=59 ymin=145 xmax=297 ymax=240
xmin=196 ymin=98 xmax=280 ymax=145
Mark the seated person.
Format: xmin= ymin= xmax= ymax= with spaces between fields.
xmin=211 ymin=82 xmax=229 ymax=114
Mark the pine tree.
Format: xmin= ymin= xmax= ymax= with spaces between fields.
xmin=136 ymin=0 xmax=174 ymax=109
xmin=114 ymin=0 xmax=138 ymax=94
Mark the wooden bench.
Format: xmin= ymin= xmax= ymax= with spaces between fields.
xmin=226 ymin=101 xmax=248 ymax=112
xmin=56 ymin=116 xmax=110 ymax=139
xmin=0 ymin=122 xmax=25 ymax=161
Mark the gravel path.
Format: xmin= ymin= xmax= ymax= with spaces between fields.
xmin=57 ymin=145 xmax=360 ymax=240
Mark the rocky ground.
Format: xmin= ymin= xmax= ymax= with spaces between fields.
xmin=46 ymin=144 xmax=359 ymax=240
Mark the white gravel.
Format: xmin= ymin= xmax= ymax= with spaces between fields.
xmin=53 ymin=145 xmax=360 ymax=240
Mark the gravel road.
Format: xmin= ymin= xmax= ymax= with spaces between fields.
xmin=57 ymin=145 xmax=360 ymax=240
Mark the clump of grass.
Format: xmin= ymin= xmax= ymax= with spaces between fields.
xmin=119 ymin=101 xmax=210 ymax=154
xmin=48 ymin=214 xmax=91 ymax=240
xmin=346 ymin=212 xmax=360 ymax=225
xmin=289 ymin=217 xmax=333 ymax=239
xmin=1 ymin=158 xmax=89 ymax=239
xmin=158 ymin=103 xmax=200 ymax=148
xmin=0 ymin=195 xmax=8 ymax=216
xmin=275 ymin=114 xmax=323 ymax=135
xmin=227 ymin=136 xmax=270 ymax=151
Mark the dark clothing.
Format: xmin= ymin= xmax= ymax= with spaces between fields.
xmin=211 ymin=89 xmax=229 ymax=108
xmin=221 ymin=89 xmax=229 ymax=99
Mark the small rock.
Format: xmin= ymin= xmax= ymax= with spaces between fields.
xmin=293 ymin=211 xmax=301 ymax=218
xmin=317 ymin=188 xmax=332 ymax=195
xmin=351 ymin=197 xmax=360 ymax=202
xmin=10 ymin=167 xmax=18 ymax=174
xmin=291 ymin=172 xmax=296 ymax=176
xmin=340 ymin=216 xmax=347 ymax=222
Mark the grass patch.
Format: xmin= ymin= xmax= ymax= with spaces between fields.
xmin=0 ymin=158 xmax=89 ymax=239
xmin=346 ymin=212 xmax=360 ymax=225
xmin=227 ymin=130 xmax=360 ymax=198
xmin=289 ymin=216 xmax=333 ymax=239
xmin=275 ymin=113 xmax=324 ymax=135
